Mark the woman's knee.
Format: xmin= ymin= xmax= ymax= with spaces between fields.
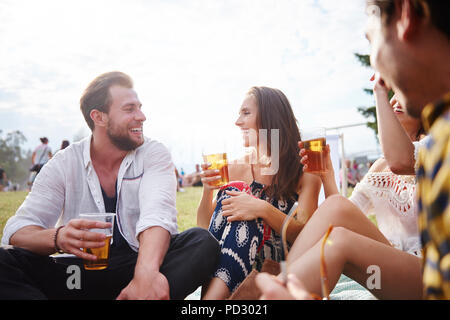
xmin=325 ymin=226 xmax=356 ymax=254
xmin=317 ymin=195 xmax=361 ymax=224
xmin=323 ymin=195 xmax=353 ymax=212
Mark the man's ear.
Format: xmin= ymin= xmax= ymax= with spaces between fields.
xmin=396 ymin=0 xmax=426 ymax=41
xmin=90 ymin=109 xmax=108 ymax=128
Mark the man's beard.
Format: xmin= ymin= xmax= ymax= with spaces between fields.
xmin=106 ymin=122 xmax=143 ymax=151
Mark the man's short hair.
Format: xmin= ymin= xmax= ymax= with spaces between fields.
xmin=367 ymin=0 xmax=449 ymax=38
xmin=80 ymin=71 xmax=133 ymax=131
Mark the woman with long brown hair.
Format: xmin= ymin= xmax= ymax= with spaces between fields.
xmin=197 ymin=86 xmax=321 ymax=299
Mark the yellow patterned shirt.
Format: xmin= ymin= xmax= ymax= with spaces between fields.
xmin=417 ymin=93 xmax=450 ymax=299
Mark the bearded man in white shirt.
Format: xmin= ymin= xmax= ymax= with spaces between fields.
xmin=0 ymin=71 xmax=220 ymax=300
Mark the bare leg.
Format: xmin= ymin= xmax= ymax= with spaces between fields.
xmin=289 ymin=227 xmax=423 ymax=300
xmin=288 ymin=194 xmax=391 ymax=263
xmin=202 ymin=277 xmax=230 ymax=300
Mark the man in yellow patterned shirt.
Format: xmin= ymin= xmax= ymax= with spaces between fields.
xmin=365 ymin=0 xmax=449 ymax=299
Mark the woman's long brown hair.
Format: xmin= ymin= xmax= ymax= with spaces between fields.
xmin=248 ymin=86 xmax=303 ymax=201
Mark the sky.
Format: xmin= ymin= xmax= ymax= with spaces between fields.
xmin=0 ymin=0 xmax=380 ymax=173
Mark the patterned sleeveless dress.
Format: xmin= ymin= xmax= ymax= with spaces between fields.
xmin=208 ymin=180 xmax=297 ymax=293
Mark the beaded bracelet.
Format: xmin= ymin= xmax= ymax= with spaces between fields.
xmin=54 ymin=225 xmax=65 ymax=254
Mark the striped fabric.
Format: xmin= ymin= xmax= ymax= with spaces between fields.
xmin=417 ymin=93 xmax=450 ymax=299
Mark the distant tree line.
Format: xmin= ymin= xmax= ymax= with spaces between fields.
xmin=0 ymin=130 xmax=32 ymax=188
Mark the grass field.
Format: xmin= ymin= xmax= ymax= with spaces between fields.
xmin=0 ymin=187 xmax=204 ymax=241
xmin=0 ymin=191 xmax=28 ymax=241
xmin=175 ymin=187 xmax=204 ymax=231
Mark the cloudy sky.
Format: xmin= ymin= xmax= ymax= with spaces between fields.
xmin=0 ymin=0 xmax=379 ymax=173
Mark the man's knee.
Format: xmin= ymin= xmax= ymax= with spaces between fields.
xmin=172 ymin=227 xmax=220 ymax=285
xmin=182 ymin=227 xmax=220 ymax=259
xmin=199 ymin=228 xmax=220 ymax=260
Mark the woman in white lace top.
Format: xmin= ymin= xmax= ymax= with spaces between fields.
xmin=349 ymin=161 xmax=420 ymax=256
xmin=350 ymin=73 xmax=427 ymax=256
xmin=272 ymin=85 xmax=427 ymax=300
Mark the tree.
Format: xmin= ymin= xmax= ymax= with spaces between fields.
xmin=355 ymin=53 xmax=378 ymax=138
xmin=0 ymin=130 xmax=31 ymax=187
xmin=354 ymin=53 xmax=393 ymax=140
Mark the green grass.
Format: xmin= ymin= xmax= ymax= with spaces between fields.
xmin=0 ymin=188 xmax=203 ymax=241
xmin=176 ymin=187 xmax=203 ymax=232
xmin=0 ymin=191 xmax=28 ymax=241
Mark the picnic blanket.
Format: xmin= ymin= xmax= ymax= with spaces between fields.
xmin=330 ymin=274 xmax=377 ymax=300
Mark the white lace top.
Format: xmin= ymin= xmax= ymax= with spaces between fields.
xmin=348 ymin=136 xmax=430 ymax=257
xmin=349 ymin=170 xmax=421 ymax=257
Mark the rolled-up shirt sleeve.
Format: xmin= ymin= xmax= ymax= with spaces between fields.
xmin=1 ymin=154 xmax=65 ymax=245
xmin=135 ymin=143 xmax=178 ymax=239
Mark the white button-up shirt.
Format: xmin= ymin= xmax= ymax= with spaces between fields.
xmin=1 ymin=135 xmax=178 ymax=252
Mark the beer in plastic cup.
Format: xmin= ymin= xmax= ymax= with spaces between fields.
xmin=300 ymin=127 xmax=327 ymax=174
xmin=202 ymin=153 xmax=230 ymax=187
xmin=79 ymin=213 xmax=115 ymax=270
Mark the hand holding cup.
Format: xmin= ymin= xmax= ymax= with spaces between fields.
xmin=57 ymin=213 xmax=115 ymax=270
xmin=200 ymin=152 xmax=230 ymax=189
xmin=200 ymin=162 xmax=223 ymax=190
xmin=299 ymin=127 xmax=327 ymax=175
xmin=55 ymin=218 xmax=112 ymax=261
xmin=298 ymin=141 xmax=334 ymax=179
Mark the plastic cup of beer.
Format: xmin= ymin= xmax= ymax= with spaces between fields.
xmin=202 ymin=152 xmax=230 ymax=187
xmin=300 ymin=127 xmax=327 ymax=174
xmin=79 ymin=213 xmax=115 ymax=271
